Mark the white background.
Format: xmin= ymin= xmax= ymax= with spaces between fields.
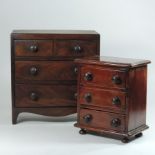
xmin=0 ymin=0 xmax=155 ymax=154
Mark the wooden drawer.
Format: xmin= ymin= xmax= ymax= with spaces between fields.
xmin=15 ymin=84 xmax=77 ymax=107
xmin=80 ymin=66 xmax=127 ymax=89
xmin=15 ymin=61 xmax=77 ymax=81
xmin=79 ymin=108 xmax=126 ymax=132
xmin=15 ymin=40 xmax=53 ymax=57
xmin=79 ymin=86 xmax=126 ymax=112
xmin=54 ymin=40 xmax=98 ymax=57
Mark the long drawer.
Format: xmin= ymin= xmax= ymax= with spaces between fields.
xmin=15 ymin=61 xmax=77 ymax=81
xmin=15 ymin=84 xmax=77 ymax=107
xmin=79 ymin=108 xmax=126 ymax=132
xmin=79 ymin=86 xmax=126 ymax=112
xmin=80 ymin=65 xmax=127 ymax=89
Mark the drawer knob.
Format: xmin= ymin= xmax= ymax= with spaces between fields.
xmin=112 ymin=75 xmax=122 ymax=85
xmin=74 ymin=93 xmax=78 ymax=100
xmin=83 ymin=114 xmax=92 ymax=123
xmin=111 ymin=118 xmax=121 ymax=127
xmin=73 ymin=45 xmax=81 ymax=53
xmin=30 ymin=67 xmax=38 ymax=76
xmin=74 ymin=67 xmax=78 ymax=74
xmin=29 ymin=45 xmax=38 ymax=52
xmin=84 ymin=72 xmax=93 ymax=81
xmin=30 ymin=92 xmax=39 ymax=101
xmin=84 ymin=93 xmax=92 ymax=102
xmin=112 ymin=97 xmax=121 ymax=105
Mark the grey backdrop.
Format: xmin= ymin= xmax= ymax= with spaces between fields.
xmin=0 ymin=0 xmax=154 ymax=155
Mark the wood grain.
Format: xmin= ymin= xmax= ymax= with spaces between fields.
xmin=15 ymin=61 xmax=77 ymax=81
xmin=54 ymin=40 xmax=98 ymax=57
xmin=79 ymin=86 xmax=126 ymax=112
xmin=80 ymin=65 xmax=127 ymax=89
xmin=79 ymin=108 xmax=126 ymax=132
xmin=15 ymin=40 xmax=53 ymax=57
xmin=15 ymin=84 xmax=77 ymax=107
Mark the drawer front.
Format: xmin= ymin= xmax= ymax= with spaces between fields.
xmin=79 ymin=86 xmax=126 ymax=112
xmin=15 ymin=84 xmax=77 ymax=107
xmin=79 ymin=108 xmax=125 ymax=132
xmin=15 ymin=40 xmax=53 ymax=57
xmin=54 ymin=40 xmax=98 ymax=57
xmin=81 ymin=66 xmax=126 ymax=89
xmin=15 ymin=61 xmax=77 ymax=81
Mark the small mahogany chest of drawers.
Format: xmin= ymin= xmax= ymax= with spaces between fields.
xmin=74 ymin=56 xmax=150 ymax=143
xmin=11 ymin=30 xmax=100 ymax=124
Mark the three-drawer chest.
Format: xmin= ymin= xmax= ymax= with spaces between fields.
xmin=11 ymin=30 xmax=100 ymax=124
xmin=74 ymin=56 xmax=150 ymax=142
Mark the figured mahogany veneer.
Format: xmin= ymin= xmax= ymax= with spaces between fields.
xmin=80 ymin=65 xmax=127 ymax=89
xmin=79 ymin=86 xmax=126 ymax=113
xmin=15 ymin=84 xmax=77 ymax=107
xmin=15 ymin=61 xmax=77 ymax=81
xmin=54 ymin=40 xmax=97 ymax=57
xmin=74 ymin=56 xmax=150 ymax=143
xmin=15 ymin=40 xmax=53 ymax=57
xmin=79 ymin=108 xmax=126 ymax=132
xmin=11 ymin=30 xmax=100 ymax=124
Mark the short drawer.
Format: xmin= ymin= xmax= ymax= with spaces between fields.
xmin=15 ymin=40 xmax=53 ymax=57
xmin=79 ymin=108 xmax=126 ymax=132
xmin=15 ymin=61 xmax=77 ymax=81
xmin=80 ymin=66 xmax=127 ymax=89
xmin=54 ymin=40 xmax=98 ymax=57
xmin=79 ymin=86 xmax=126 ymax=112
xmin=15 ymin=84 xmax=77 ymax=107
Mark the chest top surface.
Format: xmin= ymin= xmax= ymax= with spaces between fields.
xmin=12 ymin=30 xmax=99 ymax=34
xmin=11 ymin=30 xmax=100 ymax=40
xmin=75 ymin=56 xmax=151 ymax=68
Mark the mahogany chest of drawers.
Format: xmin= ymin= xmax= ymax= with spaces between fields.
xmin=74 ymin=56 xmax=150 ymax=143
xmin=11 ymin=30 xmax=100 ymax=124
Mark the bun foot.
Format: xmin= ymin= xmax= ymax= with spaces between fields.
xmin=121 ymin=132 xmax=143 ymax=143
xmin=135 ymin=132 xmax=143 ymax=138
xmin=79 ymin=129 xmax=87 ymax=135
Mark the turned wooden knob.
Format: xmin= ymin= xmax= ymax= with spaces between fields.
xmin=112 ymin=75 xmax=122 ymax=84
xmin=74 ymin=67 xmax=78 ymax=74
xmin=30 ymin=92 xmax=39 ymax=101
xmin=84 ymin=72 xmax=93 ymax=81
xmin=83 ymin=114 xmax=92 ymax=123
xmin=74 ymin=93 xmax=78 ymax=100
xmin=111 ymin=118 xmax=121 ymax=127
xmin=73 ymin=45 xmax=81 ymax=53
xmin=112 ymin=97 xmax=121 ymax=105
xmin=84 ymin=93 xmax=92 ymax=102
xmin=29 ymin=67 xmax=38 ymax=76
xmin=29 ymin=45 xmax=38 ymax=52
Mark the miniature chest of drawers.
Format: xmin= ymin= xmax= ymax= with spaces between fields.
xmin=11 ymin=30 xmax=100 ymax=124
xmin=74 ymin=56 xmax=150 ymax=143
